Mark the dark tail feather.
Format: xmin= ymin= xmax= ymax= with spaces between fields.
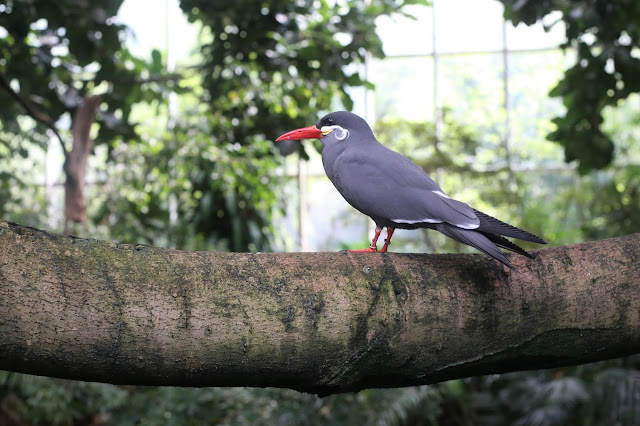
xmin=474 ymin=209 xmax=547 ymax=244
xmin=436 ymin=224 xmax=513 ymax=269
xmin=482 ymin=232 xmax=533 ymax=259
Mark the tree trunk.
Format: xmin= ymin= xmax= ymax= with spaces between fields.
xmin=0 ymin=221 xmax=639 ymax=395
xmin=63 ymin=95 xmax=102 ymax=232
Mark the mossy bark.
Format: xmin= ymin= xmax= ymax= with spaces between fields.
xmin=0 ymin=221 xmax=639 ymax=395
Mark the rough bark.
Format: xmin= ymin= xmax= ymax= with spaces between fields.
xmin=0 ymin=221 xmax=639 ymax=395
xmin=63 ymin=95 xmax=102 ymax=231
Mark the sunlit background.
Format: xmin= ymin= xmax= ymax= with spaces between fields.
xmin=2 ymin=0 xmax=640 ymax=423
xmin=117 ymin=0 xmax=567 ymax=253
xmin=6 ymin=0 xmax=637 ymax=255
xmin=35 ymin=0 xmax=634 ymax=255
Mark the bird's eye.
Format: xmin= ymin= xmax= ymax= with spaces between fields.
xmin=326 ymin=118 xmax=334 ymax=126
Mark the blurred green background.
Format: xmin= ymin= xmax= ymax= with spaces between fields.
xmin=2 ymin=0 xmax=640 ymax=424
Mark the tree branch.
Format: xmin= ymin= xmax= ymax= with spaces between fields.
xmin=0 ymin=221 xmax=638 ymax=395
xmin=0 ymin=72 xmax=68 ymax=157
xmin=63 ymin=94 xmax=102 ymax=229
xmin=92 ymin=73 xmax=183 ymax=86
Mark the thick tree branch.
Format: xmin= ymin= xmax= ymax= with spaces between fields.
xmin=0 ymin=221 xmax=638 ymax=395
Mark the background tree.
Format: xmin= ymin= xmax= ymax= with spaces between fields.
xmin=0 ymin=0 xmax=171 ymax=232
xmin=499 ymin=0 xmax=640 ymax=174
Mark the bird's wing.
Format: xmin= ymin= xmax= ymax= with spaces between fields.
xmin=331 ymin=148 xmax=480 ymax=229
xmin=436 ymin=223 xmax=513 ymax=268
xmin=474 ymin=209 xmax=547 ymax=244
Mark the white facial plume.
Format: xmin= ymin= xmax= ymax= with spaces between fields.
xmin=321 ymin=125 xmax=350 ymax=141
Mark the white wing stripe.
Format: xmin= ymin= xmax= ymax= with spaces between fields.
xmin=391 ymin=217 xmax=479 ymax=229
xmin=391 ymin=218 xmax=443 ymax=224
xmin=390 ymin=190 xmax=479 ymax=229
xmin=452 ymin=222 xmax=479 ymax=230
xmin=431 ymin=190 xmax=450 ymax=199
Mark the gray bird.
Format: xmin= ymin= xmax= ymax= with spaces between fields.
xmin=276 ymin=111 xmax=546 ymax=268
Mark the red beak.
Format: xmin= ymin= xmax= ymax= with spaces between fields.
xmin=276 ymin=125 xmax=322 ymax=141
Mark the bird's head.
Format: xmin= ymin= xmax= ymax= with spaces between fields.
xmin=276 ymin=111 xmax=374 ymax=147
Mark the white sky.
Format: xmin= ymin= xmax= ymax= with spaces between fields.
xmin=117 ymin=0 xmax=199 ymax=63
xmin=117 ymin=0 xmax=566 ymax=61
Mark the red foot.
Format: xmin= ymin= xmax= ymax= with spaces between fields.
xmin=348 ymin=227 xmax=394 ymax=253
xmin=379 ymin=228 xmax=394 ymax=253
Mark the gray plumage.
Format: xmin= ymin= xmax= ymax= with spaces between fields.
xmin=315 ymin=111 xmax=546 ymax=268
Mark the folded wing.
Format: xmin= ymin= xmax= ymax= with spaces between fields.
xmin=331 ymin=148 xmax=480 ymax=229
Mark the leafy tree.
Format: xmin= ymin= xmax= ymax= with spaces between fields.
xmin=0 ymin=0 xmax=171 ymax=231
xmin=499 ymin=0 xmax=640 ymax=173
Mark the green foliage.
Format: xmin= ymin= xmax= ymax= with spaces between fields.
xmin=0 ymin=0 xmax=169 ymax=147
xmin=0 ymin=0 xmax=173 ymax=243
xmin=375 ymin=110 xmax=480 ymax=172
xmin=4 ymin=360 xmax=640 ymax=425
xmin=578 ymin=166 xmax=640 ymax=240
xmin=90 ymin=115 xmax=283 ymax=251
xmin=181 ymin=0 xmax=428 ymax=134
xmin=0 ymin=372 xmax=127 ymax=425
xmin=463 ymin=359 xmax=640 ymax=425
xmin=500 ymin=0 xmax=640 ymax=173
xmin=0 ymin=129 xmax=49 ymax=224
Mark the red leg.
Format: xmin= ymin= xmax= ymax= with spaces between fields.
xmin=379 ymin=228 xmax=395 ymax=252
xmin=349 ymin=226 xmax=382 ymax=252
